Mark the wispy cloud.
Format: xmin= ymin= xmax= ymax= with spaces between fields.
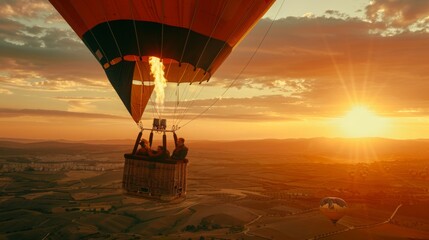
xmin=0 ymin=88 xmax=13 ymax=95
xmin=0 ymin=0 xmax=52 ymax=19
xmin=54 ymin=96 xmax=112 ymax=112
xmin=0 ymin=108 xmax=127 ymax=120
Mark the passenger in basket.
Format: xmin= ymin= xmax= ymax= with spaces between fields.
xmin=149 ymin=146 xmax=170 ymax=160
xmin=136 ymin=139 xmax=151 ymax=156
xmin=171 ymin=138 xmax=188 ymax=160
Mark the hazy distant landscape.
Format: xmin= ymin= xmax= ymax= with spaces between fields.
xmin=1 ymin=138 xmax=429 ymax=240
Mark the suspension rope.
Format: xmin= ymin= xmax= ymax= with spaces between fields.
xmin=144 ymin=0 xmax=166 ymax=121
xmin=128 ymin=0 xmax=146 ymax=125
xmin=160 ymin=0 xmax=165 ymax=59
xmin=99 ymin=0 xmax=123 ymax=58
xmin=175 ymin=0 xmax=259 ymax=127
xmin=179 ymin=0 xmax=286 ymax=129
xmin=151 ymin=0 xmax=166 ymax=120
xmin=171 ymin=83 xmax=180 ymax=128
xmin=178 ymin=0 xmax=199 ymax=67
xmin=172 ymin=83 xmax=188 ymax=127
xmin=129 ymin=0 xmax=141 ymax=57
xmin=197 ymin=1 xmax=259 ymax=85
xmin=168 ymin=0 xmax=200 ymax=126
xmin=79 ymin=1 xmax=110 ymax=65
xmin=173 ymin=0 xmax=230 ymax=125
xmin=174 ymin=82 xmax=206 ymax=126
xmin=173 ymin=70 xmax=202 ymax=124
xmin=129 ymin=0 xmax=160 ymax=123
xmin=191 ymin=1 xmax=230 ymax=83
xmin=170 ymin=54 xmax=192 ymax=125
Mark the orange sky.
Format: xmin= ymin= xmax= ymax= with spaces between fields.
xmin=1 ymin=0 xmax=429 ymax=140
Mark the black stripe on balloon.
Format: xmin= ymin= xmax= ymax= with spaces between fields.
xmin=82 ymin=20 xmax=232 ymax=72
xmin=104 ymin=61 xmax=135 ymax=115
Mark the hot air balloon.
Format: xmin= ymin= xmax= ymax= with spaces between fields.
xmin=50 ymin=0 xmax=274 ymax=200
xmin=319 ymin=197 xmax=348 ymax=224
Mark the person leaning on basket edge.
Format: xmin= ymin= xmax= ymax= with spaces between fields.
xmin=171 ymin=138 xmax=188 ymax=160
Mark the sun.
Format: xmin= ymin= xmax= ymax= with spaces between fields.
xmin=339 ymin=106 xmax=388 ymax=138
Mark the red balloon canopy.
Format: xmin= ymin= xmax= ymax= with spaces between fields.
xmin=50 ymin=0 xmax=275 ymax=122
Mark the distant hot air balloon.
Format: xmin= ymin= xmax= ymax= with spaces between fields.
xmin=319 ymin=197 xmax=347 ymax=224
xmin=50 ymin=0 xmax=274 ymax=200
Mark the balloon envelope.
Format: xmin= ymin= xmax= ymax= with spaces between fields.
xmin=319 ymin=197 xmax=347 ymax=224
xmin=50 ymin=0 xmax=275 ymax=122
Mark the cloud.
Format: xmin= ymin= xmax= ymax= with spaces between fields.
xmin=0 ymin=16 xmax=107 ymax=92
xmin=0 ymin=88 xmax=13 ymax=95
xmin=365 ymin=0 xmax=429 ymax=29
xmin=0 ymin=108 xmax=127 ymax=120
xmin=324 ymin=10 xmax=350 ymax=20
xmin=54 ymin=96 xmax=112 ymax=112
xmin=0 ymin=0 xmax=54 ymax=20
xmin=54 ymin=96 xmax=111 ymax=100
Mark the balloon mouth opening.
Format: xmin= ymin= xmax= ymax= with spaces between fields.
xmin=132 ymin=80 xmax=155 ymax=86
xmin=103 ymin=55 xmax=180 ymax=66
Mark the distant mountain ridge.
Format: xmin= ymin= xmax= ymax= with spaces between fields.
xmin=0 ymin=138 xmax=134 ymax=145
xmin=0 ymin=139 xmax=131 ymax=155
xmin=1 ymin=137 xmax=429 ymax=162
